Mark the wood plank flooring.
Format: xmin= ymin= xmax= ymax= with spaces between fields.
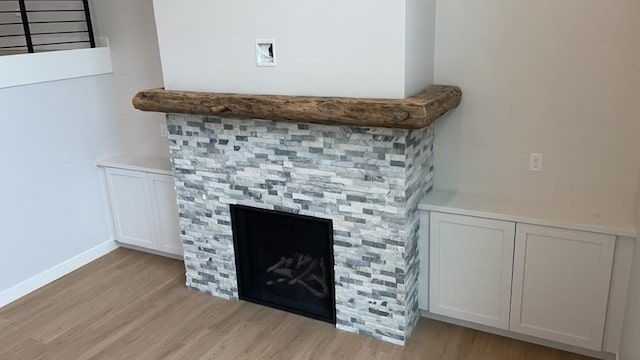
xmin=0 ymin=249 xmax=594 ymax=360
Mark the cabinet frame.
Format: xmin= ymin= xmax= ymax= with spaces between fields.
xmin=104 ymin=167 xmax=183 ymax=256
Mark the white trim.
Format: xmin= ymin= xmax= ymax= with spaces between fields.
xmin=0 ymin=240 xmax=119 ymax=309
xmin=0 ymin=43 xmax=113 ymax=89
xmin=421 ymin=310 xmax=616 ymax=360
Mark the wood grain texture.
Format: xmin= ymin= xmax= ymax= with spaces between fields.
xmin=132 ymin=86 xmax=462 ymax=129
xmin=0 ymin=249 xmax=593 ymax=360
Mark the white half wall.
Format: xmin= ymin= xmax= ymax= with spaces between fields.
xmin=432 ymin=0 xmax=640 ymax=216
xmin=0 ymin=74 xmax=120 ymax=299
xmin=0 ymin=46 xmax=112 ymax=89
xmin=152 ymin=0 xmax=434 ymax=99
xmin=91 ymin=0 xmax=168 ymax=156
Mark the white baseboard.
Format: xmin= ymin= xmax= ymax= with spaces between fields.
xmin=0 ymin=239 xmax=119 ymax=309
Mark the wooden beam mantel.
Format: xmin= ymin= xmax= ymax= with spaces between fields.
xmin=132 ymin=85 xmax=462 ymax=129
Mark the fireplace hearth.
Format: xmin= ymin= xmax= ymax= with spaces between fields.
xmin=231 ymin=205 xmax=336 ymax=323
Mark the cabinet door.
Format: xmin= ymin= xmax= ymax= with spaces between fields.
xmin=147 ymin=174 xmax=183 ymax=256
xmin=429 ymin=212 xmax=515 ymax=329
xmin=510 ymin=224 xmax=615 ymax=350
xmin=105 ymin=168 xmax=155 ymax=249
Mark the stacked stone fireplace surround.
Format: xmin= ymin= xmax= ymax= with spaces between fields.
xmin=166 ymin=114 xmax=435 ymax=345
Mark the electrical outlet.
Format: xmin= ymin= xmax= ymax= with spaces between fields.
xmin=160 ymin=124 xmax=168 ymax=137
xmin=255 ymin=39 xmax=276 ymax=67
xmin=529 ymin=153 xmax=543 ymax=172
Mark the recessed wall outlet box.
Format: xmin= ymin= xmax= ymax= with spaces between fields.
xmin=529 ymin=153 xmax=543 ymax=172
xmin=255 ymin=39 xmax=276 ymax=67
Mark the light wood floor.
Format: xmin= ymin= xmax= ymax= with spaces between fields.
xmin=0 ymin=249 xmax=595 ymax=360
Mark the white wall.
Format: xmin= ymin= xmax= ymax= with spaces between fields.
xmin=0 ymin=75 xmax=119 ymax=295
xmin=620 ymin=176 xmax=640 ymax=359
xmin=432 ymin=0 xmax=640 ymax=216
xmin=0 ymin=0 xmax=168 ymax=304
xmin=152 ymin=0 xmax=433 ymax=99
xmin=404 ymin=0 xmax=436 ymax=96
xmin=91 ymin=0 xmax=167 ymax=156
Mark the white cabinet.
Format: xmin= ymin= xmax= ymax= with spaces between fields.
xmin=429 ymin=212 xmax=515 ymax=329
xmin=101 ymin=156 xmax=182 ymax=257
xmin=425 ymin=214 xmax=617 ymax=351
xmin=419 ymin=189 xmax=636 ymax=356
xmin=510 ymin=224 xmax=615 ymax=351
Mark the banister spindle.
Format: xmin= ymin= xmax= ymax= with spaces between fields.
xmin=18 ymin=0 xmax=33 ymax=53
xmin=81 ymin=0 xmax=96 ymax=48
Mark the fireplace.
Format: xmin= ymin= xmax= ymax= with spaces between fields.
xmin=230 ymin=205 xmax=336 ymax=323
xmin=138 ymin=0 xmax=461 ymax=345
xmin=164 ymin=115 xmax=437 ymax=345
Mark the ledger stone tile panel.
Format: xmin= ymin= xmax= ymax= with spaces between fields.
xmin=166 ymin=114 xmax=434 ymax=345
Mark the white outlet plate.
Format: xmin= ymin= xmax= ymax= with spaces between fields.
xmin=255 ymin=39 xmax=276 ymax=67
xmin=529 ymin=153 xmax=543 ymax=172
xmin=160 ymin=124 xmax=168 ymax=137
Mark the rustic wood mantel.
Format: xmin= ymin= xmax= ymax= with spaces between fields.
xmin=132 ymin=85 xmax=462 ymax=129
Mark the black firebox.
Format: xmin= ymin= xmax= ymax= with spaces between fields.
xmin=230 ymin=205 xmax=336 ymax=323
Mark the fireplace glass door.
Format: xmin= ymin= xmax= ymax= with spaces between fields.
xmin=230 ymin=205 xmax=336 ymax=323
